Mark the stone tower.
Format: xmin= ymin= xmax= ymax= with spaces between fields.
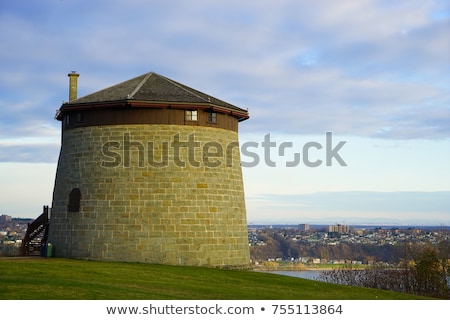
xmin=48 ymin=72 xmax=250 ymax=268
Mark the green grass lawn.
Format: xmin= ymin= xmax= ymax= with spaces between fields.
xmin=0 ymin=257 xmax=429 ymax=300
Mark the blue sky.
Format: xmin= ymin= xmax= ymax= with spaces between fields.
xmin=0 ymin=0 xmax=449 ymax=225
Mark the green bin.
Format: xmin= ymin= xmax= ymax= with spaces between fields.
xmin=46 ymin=243 xmax=54 ymax=257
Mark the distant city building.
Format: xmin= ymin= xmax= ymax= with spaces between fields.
xmin=0 ymin=215 xmax=12 ymax=224
xmin=298 ymin=224 xmax=310 ymax=231
xmin=328 ymin=224 xmax=349 ymax=234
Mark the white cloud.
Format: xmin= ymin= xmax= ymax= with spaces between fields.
xmin=1 ymin=0 xmax=448 ymax=143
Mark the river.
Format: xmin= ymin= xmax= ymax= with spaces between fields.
xmin=265 ymin=270 xmax=450 ymax=288
xmin=265 ymin=270 xmax=326 ymax=281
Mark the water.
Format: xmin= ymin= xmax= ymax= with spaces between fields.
xmin=268 ymin=270 xmax=450 ymax=289
xmin=266 ymin=270 xmax=326 ymax=281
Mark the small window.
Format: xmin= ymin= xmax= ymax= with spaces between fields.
xmin=65 ymin=114 xmax=70 ymax=125
xmin=68 ymin=188 xmax=81 ymax=212
xmin=76 ymin=112 xmax=83 ymax=123
xmin=185 ymin=110 xmax=198 ymax=121
xmin=207 ymin=112 xmax=217 ymax=123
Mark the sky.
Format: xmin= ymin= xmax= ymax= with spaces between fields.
xmin=0 ymin=0 xmax=449 ymax=225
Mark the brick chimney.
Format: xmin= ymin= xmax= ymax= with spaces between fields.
xmin=68 ymin=71 xmax=79 ymax=101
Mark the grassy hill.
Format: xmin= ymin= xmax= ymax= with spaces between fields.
xmin=0 ymin=257 xmax=428 ymax=300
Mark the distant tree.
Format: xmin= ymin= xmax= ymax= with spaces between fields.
xmin=363 ymin=256 xmax=376 ymax=265
xmin=437 ymin=239 xmax=450 ymax=279
xmin=414 ymin=246 xmax=449 ymax=298
xmin=319 ymin=244 xmax=450 ymax=299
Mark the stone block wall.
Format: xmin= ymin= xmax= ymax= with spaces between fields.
xmin=48 ymin=124 xmax=250 ymax=268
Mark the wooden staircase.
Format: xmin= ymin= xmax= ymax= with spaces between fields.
xmin=21 ymin=206 xmax=50 ymax=256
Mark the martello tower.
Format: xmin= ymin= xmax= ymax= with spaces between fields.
xmin=48 ymin=72 xmax=250 ymax=268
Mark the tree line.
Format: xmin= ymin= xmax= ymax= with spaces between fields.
xmin=319 ymin=243 xmax=450 ymax=299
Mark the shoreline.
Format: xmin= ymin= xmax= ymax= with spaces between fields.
xmin=252 ymin=263 xmax=373 ymax=272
